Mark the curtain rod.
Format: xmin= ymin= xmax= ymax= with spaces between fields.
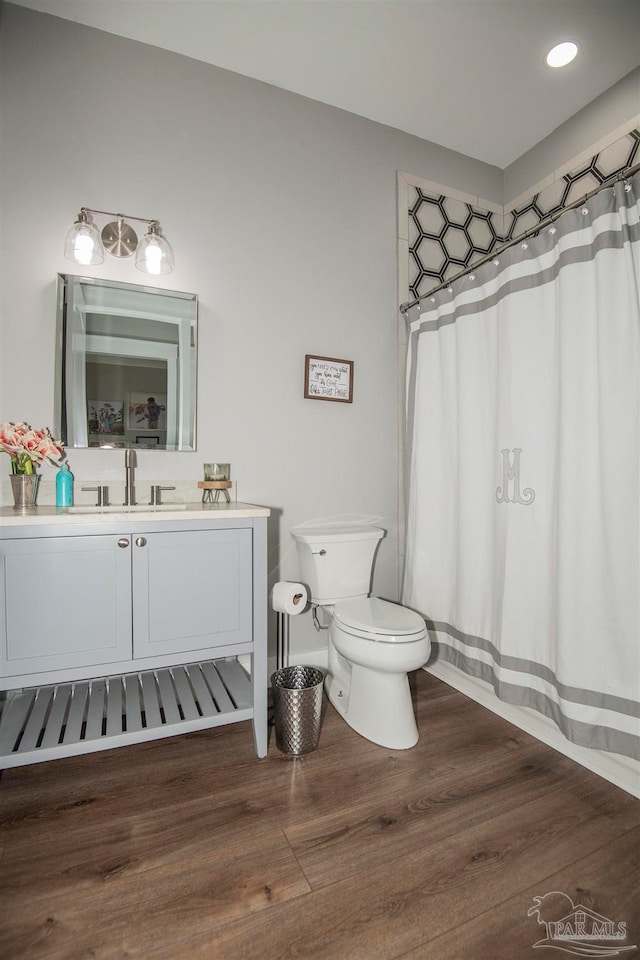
xmin=399 ymin=159 xmax=640 ymax=316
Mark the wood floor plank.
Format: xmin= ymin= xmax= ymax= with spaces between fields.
xmin=0 ymin=779 xmax=303 ymax=888
xmin=0 ymin=720 xmax=262 ymax=828
xmin=291 ymin=749 xmax=639 ymax=890
xmin=397 ymin=826 xmax=640 ymax=960
xmin=70 ymin=784 xmax=635 ymax=960
xmin=283 ymin=740 xmax=586 ymax=889
xmin=0 ymin=820 xmax=311 ymax=959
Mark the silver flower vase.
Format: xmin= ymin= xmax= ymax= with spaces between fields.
xmin=10 ymin=473 xmax=40 ymax=510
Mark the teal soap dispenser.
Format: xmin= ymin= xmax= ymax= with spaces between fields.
xmin=56 ymin=462 xmax=74 ymax=507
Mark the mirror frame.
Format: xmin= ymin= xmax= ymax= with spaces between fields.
xmin=55 ymin=274 xmax=198 ymax=451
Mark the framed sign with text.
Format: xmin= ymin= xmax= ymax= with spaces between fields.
xmin=304 ymin=355 xmax=354 ymax=403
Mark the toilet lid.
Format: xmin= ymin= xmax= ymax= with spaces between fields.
xmin=333 ymin=597 xmax=426 ymax=640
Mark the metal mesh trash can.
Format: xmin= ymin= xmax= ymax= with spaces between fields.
xmin=271 ymin=665 xmax=325 ymax=755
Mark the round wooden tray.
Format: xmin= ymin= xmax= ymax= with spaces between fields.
xmin=197 ymin=480 xmax=232 ymax=489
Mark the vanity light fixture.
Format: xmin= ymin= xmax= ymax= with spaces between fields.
xmin=64 ymin=207 xmax=174 ymax=275
xmin=546 ymin=41 xmax=578 ymax=68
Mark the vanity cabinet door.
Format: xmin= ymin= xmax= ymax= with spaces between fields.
xmin=132 ymin=528 xmax=253 ymax=659
xmin=0 ymin=535 xmax=132 ymax=677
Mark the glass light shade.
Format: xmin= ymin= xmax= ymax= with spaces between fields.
xmin=135 ymin=225 xmax=174 ymax=275
xmin=64 ymin=217 xmax=104 ymax=266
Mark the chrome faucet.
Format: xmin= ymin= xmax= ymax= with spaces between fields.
xmin=124 ymin=448 xmax=137 ymax=506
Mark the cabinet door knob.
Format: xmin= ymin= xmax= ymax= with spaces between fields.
xmin=135 ymin=537 xmax=147 ymax=547
xmin=117 ymin=538 xmax=129 ymax=548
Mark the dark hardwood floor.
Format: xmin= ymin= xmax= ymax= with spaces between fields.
xmin=1 ymin=670 xmax=638 ymax=960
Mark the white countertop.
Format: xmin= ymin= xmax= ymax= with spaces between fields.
xmin=0 ymin=501 xmax=270 ymax=527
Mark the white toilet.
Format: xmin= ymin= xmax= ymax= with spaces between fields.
xmin=291 ymin=525 xmax=430 ymax=749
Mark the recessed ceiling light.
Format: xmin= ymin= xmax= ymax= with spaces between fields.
xmin=546 ymin=41 xmax=579 ymax=68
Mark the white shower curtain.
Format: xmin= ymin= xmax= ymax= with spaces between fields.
xmin=403 ymin=173 xmax=640 ymax=760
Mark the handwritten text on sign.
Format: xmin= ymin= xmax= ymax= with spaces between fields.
xmin=305 ymin=355 xmax=353 ymax=402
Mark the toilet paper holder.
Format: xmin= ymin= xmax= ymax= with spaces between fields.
xmin=272 ymin=581 xmax=308 ymax=669
xmin=276 ymin=612 xmax=289 ymax=671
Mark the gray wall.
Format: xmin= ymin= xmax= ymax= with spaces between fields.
xmin=504 ymin=67 xmax=640 ymax=204
xmin=0 ymin=4 xmax=501 ymax=657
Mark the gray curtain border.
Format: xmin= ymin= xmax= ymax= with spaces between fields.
xmin=431 ymin=637 xmax=639 ymax=761
xmin=427 ymin=620 xmax=639 ymax=717
xmin=427 ymin=617 xmax=639 ymax=760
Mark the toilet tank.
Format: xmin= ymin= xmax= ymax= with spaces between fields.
xmin=291 ymin=525 xmax=384 ymax=604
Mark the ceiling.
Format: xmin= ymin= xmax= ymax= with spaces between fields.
xmin=10 ymin=0 xmax=640 ymax=168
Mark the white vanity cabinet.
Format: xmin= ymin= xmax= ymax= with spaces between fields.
xmin=132 ymin=528 xmax=253 ymax=660
xmin=2 ymin=533 xmax=132 ymax=676
xmin=0 ymin=504 xmax=269 ymax=768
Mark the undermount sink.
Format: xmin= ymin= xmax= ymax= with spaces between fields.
xmin=67 ymin=503 xmax=188 ymax=513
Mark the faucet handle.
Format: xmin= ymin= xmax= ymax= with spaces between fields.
xmin=150 ymin=485 xmax=175 ymax=506
xmin=81 ymin=485 xmax=110 ymax=507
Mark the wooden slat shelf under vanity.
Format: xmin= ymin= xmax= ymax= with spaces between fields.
xmin=0 ymin=658 xmax=253 ymax=769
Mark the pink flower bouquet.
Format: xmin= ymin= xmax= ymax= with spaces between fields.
xmin=0 ymin=421 xmax=65 ymax=475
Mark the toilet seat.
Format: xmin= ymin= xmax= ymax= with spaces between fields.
xmin=333 ymin=597 xmax=427 ymax=643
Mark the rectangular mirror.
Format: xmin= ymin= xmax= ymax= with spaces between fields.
xmin=55 ymin=275 xmax=197 ymax=451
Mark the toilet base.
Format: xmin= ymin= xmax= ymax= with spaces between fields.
xmin=326 ymin=659 xmax=419 ymax=750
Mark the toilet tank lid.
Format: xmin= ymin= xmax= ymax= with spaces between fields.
xmin=334 ymin=597 xmax=426 ymax=637
xmin=291 ymin=524 xmax=384 ymax=544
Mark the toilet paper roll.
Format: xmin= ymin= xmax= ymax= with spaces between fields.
xmin=272 ymin=581 xmax=308 ymax=615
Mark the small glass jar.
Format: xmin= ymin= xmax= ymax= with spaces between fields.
xmin=203 ymin=462 xmax=231 ymax=482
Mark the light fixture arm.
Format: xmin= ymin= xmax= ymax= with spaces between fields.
xmin=79 ymin=206 xmax=158 ymax=227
